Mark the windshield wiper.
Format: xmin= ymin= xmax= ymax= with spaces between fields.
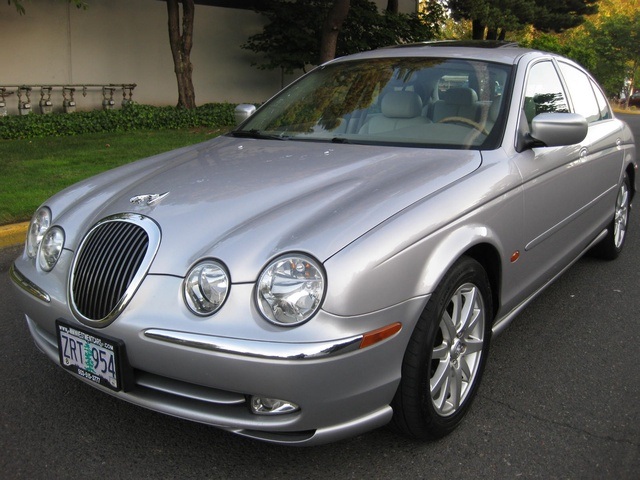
xmin=230 ymin=129 xmax=289 ymax=141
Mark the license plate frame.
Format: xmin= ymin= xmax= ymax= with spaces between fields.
xmin=56 ymin=320 xmax=123 ymax=392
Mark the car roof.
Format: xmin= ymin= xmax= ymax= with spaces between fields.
xmin=329 ymin=40 xmax=544 ymax=66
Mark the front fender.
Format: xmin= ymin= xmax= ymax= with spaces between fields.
xmin=322 ymin=180 xmax=522 ymax=317
xmin=323 ymin=219 xmax=509 ymax=318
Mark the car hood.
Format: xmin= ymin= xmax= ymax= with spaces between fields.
xmin=50 ymin=136 xmax=481 ymax=282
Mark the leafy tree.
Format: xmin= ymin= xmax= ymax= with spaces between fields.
xmin=587 ymin=12 xmax=640 ymax=100
xmin=242 ymin=1 xmax=320 ymax=74
xmin=448 ymin=0 xmax=534 ymax=40
xmin=242 ymin=0 xmax=444 ymax=74
xmin=448 ymin=0 xmax=599 ymax=40
xmin=528 ymin=30 xmax=597 ymax=72
xmin=595 ymin=0 xmax=640 ymax=16
xmin=532 ymin=0 xmax=599 ymax=32
xmin=528 ymin=9 xmax=640 ymax=100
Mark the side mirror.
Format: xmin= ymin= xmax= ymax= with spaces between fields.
xmin=234 ymin=104 xmax=256 ymax=125
xmin=530 ymin=112 xmax=588 ymax=147
xmin=517 ymin=112 xmax=588 ymax=152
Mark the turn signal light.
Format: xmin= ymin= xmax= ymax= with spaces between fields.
xmin=359 ymin=322 xmax=402 ymax=349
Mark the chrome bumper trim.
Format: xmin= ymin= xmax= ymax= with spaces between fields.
xmin=9 ymin=263 xmax=51 ymax=303
xmin=144 ymin=328 xmax=363 ymax=360
xmin=232 ymin=405 xmax=394 ymax=446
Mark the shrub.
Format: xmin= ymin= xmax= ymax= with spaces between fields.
xmin=0 ymin=103 xmax=237 ymax=140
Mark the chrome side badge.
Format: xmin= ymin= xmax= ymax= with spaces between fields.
xmin=129 ymin=192 xmax=170 ymax=206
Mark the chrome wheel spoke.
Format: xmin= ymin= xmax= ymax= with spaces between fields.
xmin=463 ymin=337 xmax=483 ymax=355
xmin=459 ymin=355 xmax=473 ymax=381
xmin=432 ymin=342 xmax=449 ymax=360
xmin=431 ymin=360 xmax=450 ymax=395
xmin=431 ymin=362 xmax=452 ymax=413
xmin=457 ymin=286 xmax=478 ymax=334
xmin=449 ymin=365 xmax=463 ymax=411
xmin=442 ymin=309 xmax=457 ymax=341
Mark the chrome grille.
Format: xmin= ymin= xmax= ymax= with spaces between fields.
xmin=70 ymin=214 xmax=161 ymax=327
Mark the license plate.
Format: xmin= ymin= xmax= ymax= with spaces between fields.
xmin=56 ymin=321 xmax=122 ymax=391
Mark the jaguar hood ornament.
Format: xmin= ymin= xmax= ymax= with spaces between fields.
xmin=129 ymin=192 xmax=170 ymax=207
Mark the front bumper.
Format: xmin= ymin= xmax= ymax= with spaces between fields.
xmin=11 ymin=258 xmax=426 ymax=445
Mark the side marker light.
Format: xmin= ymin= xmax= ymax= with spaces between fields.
xmin=359 ymin=322 xmax=402 ymax=349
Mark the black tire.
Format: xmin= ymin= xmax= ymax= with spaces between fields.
xmin=391 ymin=256 xmax=493 ymax=440
xmin=592 ymin=174 xmax=631 ymax=260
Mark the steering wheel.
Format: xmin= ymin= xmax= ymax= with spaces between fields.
xmin=438 ymin=116 xmax=489 ymax=135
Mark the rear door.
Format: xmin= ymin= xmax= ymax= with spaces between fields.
xmin=556 ymin=60 xmax=623 ymax=225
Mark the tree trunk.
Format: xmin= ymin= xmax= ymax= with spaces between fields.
xmin=319 ymin=0 xmax=351 ymax=64
xmin=472 ymin=19 xmax=486 ymax=40
xmin=167 ymin=0 xmax=196 ymax=109
xmin=386 ymin=0 xmax=398 ymax=13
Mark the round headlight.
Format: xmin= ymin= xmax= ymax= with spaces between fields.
xmin=37 ymin=226 xmax=65 ymax=272
xmin=26 ymin=207 xmax=51 ymax=258
xmin=183 ymin=261 xmax=230 ymax=316
xmin=256 ymin=254 xmax=325 ymax=326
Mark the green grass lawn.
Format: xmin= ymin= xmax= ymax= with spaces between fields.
xmin=0 ymin=128 xmax=226 ymax=225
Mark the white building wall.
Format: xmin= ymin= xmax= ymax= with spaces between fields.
xmin=0 ymin=0 xmax=417 ymax=115
xmin=0 ymin=0 xmax=291 ymax=114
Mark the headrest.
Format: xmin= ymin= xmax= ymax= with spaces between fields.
xmin=441 ymin=87 xmax=478 ymax=106
xmin=381 ymin=91 xmax=423 ymax=118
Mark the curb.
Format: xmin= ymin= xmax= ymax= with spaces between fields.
xmin=0 ymin=222 xmax=29 ymax=249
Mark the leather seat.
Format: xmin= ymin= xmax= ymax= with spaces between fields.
xmin=359 ymin=91 xmax=430 ymax=134
xmin=431 ymin=87 xmax=479 ymax=123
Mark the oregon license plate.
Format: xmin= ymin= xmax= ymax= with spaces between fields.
xmin=56 ymin=321 xmax=122 ymax=391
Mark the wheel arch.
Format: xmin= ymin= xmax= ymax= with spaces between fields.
xmin=415 ymin=224 xmax=505 ymax=320
xmin=462 ymin=243 xmax=502 ymax=322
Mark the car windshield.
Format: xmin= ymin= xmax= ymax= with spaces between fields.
xmin=235 ymin=57 xmax=512 ymax=150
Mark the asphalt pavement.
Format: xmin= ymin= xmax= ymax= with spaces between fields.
xmin=1 ymin=115 xmax=639 ymax=479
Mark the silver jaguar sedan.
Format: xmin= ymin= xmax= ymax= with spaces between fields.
xmin=11 ymin=42 xmax=637 ymax=445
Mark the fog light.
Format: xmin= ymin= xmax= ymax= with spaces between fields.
xmin=250 ymin=396 xmax=299 ymax=415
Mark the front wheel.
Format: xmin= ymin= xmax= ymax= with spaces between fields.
xmin=391 ymin=256 xmax=492 ymax=440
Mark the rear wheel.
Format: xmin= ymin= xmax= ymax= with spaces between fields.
xmin=391 ymin=257 xmax=492 ymax=440
xmin=592 ymin=174 xmax=631 ymax=260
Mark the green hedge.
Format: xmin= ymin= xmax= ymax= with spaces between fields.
xmin=0 ymin=103 xmax=237 ymax=140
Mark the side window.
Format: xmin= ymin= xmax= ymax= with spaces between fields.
xmin=523 ymin=61 xmax=569 ymax=128
xmin=590 ymin=79 xmax=612 ymax=121
xmin=558 ymin=62 xmax=601 ymax=123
